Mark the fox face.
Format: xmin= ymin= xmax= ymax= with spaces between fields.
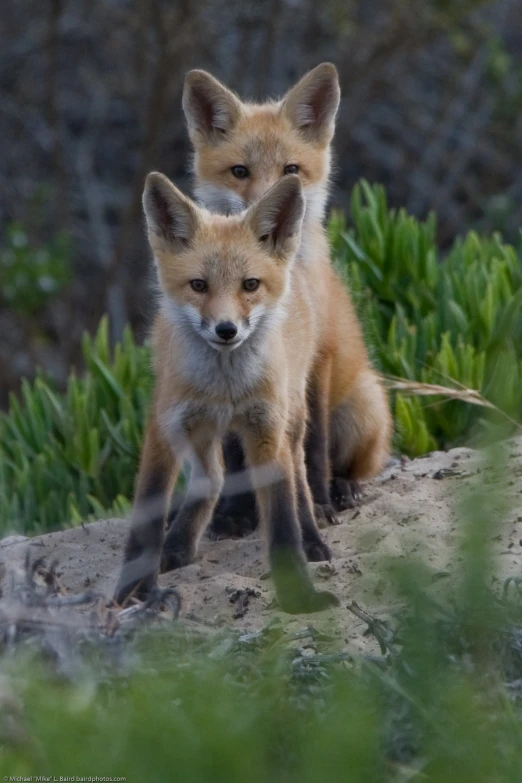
xmin=142 ymin=173 xmax=305 ymax=354
xmin=183 ymin=63 xmax=340 ymax=222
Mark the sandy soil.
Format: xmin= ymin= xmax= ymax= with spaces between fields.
xmin=2 ymin=437 xmax=521 ymax=656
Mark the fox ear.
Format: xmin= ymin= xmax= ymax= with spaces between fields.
xmin=143 ymin=172 xmax=198 ymax=249
xmin=183 ymin=70 xmax=241 ymax=145
xmin=281 ymin=63 xmax=340 ymax=143
xmin=246 ymin=175 xmax=305 ymax=258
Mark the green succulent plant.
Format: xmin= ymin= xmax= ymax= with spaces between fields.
xmin=330 ymin=181 xmax=522 ymax=455
xmin=0 ymin=317 xmax=153 ymax=535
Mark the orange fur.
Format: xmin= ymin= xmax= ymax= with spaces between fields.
xmin=183 ymin=64 xmax=392 ymax=501
xmin=115 ymin=174 xmax=338 ymax=614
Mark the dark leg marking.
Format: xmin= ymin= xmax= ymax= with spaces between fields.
xmin=296 ymin=474 xmax=332 ymax=563
xmin=208 ymin=433 xmax=258 ymax=539
xmin=330 ymin=476 xmax=363 ymax=512
xmin=161 ymin=497 xmax=203 ymax=572
xmin=305 ymin=378 xmax=339 ymax=525
xmin=115 ymin=468 xmax=170 ymax=604
xmin=267 ymin=478 xmax=338 ymax=615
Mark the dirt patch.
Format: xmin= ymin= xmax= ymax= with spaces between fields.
xmin=2 ymin=438 xmax=522 ymax=656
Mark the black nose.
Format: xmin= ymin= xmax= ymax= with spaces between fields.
xmin=215 ymin=321 xmax=238 ymax=341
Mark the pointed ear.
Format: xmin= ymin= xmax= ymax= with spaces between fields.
xmin=246 ymin=175 xmax=305 ymax=258
xmin=183 ymin=70 xmax=242 ymax=145
xmin=143 ymin=172 xmax=199 ymax=249
xmin=281 ymin=63 xmax=340 ymax=143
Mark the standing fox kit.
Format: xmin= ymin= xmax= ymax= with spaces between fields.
xmin=115 ymin=172 xmax=338 ymax=614
xmin=182 ymin=62 xmax=392 ymax=528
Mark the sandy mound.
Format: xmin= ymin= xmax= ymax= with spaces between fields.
xmin=2 ymin=438 xmax=522 ymax=656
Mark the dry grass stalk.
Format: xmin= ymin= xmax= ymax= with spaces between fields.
xmin=383 ymin=377 xmax=496 ymax=409
xmin=383 ymin=375 xmax=522 ymax=430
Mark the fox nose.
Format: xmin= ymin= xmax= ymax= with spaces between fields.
xmin=215 ymin=321 xmax=238 ymax=341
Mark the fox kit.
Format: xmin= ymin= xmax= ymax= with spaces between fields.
xmin=182 ymin=62 xmax=392 ymax=532
xmin=115 ymin=173 xmax=338 ymax=614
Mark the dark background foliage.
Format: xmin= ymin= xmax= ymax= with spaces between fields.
xmin=1 ymin=0 xmax=521 ymax=402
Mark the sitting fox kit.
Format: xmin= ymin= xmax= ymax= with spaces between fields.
xmin=182 ymin=62 xmax=392 ymax=530
xmin=115 ymin=172 xmax=338 ymax=614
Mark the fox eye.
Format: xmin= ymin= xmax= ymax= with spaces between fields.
xmin=284 ymin=164 xmax=299 ymax=175
xmin=243 ymin=278 xmax=260 ymax=292
xmin=190 ymin=279 xmax=207 ymax=293
xmin=231 ymin=165 xmax=249 ymax=179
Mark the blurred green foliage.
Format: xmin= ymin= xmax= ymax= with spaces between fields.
xmin=0 ymin=317 xmax=152 ymax=534
xmin=0 ymin=223 xmax=70 ymax=316
xmin=2 ymin=449 xmax=522 ymax=782
xmin=330 ymin=181 xmax=522 ymax=455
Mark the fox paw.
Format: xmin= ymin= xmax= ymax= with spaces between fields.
xmin=314 ymin=503 xmax=341 ymax=528
xmin=330 ymin=478 xmax=363 ymax=512
xmin=208 ymin=509 xmax=258 ymax=541
xmin=160 ymin=529 xmax=196 ymax=573
xmin=160 ymin=545 xmax=194 ymax=573
xmin=303 ymin=535 xmax=332 ymax=563
xmin=114 ymin=568 xmax=156 ymax=606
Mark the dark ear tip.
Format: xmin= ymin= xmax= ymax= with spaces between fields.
xmin=280 ymin=173 xmax=303 ymax=195
xmin=184 ymin=69 xmax=215 ymax=90
xmin=144 ymin=171 xmax=166 ymax=190
xmin=314 ymin=62 xmax=339 ymax=78
xmin=273 ymin=175 xmax=304 ymax=215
